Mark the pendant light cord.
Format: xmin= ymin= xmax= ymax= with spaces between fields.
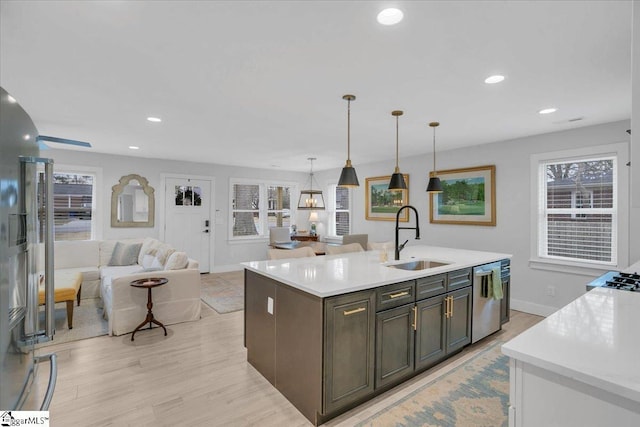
xmin=347 ymin=98 xmax=351 ymax=161
xmin=432 ymin=125 xmax=437 ymax=173
xmin=395 ymin=115 xmax=399 ymax=169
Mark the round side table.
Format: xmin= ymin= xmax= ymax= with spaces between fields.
xmin=130 ymin=277 xmax=168 ymax=341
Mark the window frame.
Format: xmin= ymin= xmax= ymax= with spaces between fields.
xmin=228 ymin=178 xmax=298 ymax=241
xmin=529 ymin=142 xmax=629 ymax=274
xmin=48 ymin=164 xmax=103 ymax=241
xmin=326 ymin=182 xmax=352 ymax=238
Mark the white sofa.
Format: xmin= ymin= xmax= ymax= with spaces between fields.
xmin=52 ymin=238 xmax=201 ymax=336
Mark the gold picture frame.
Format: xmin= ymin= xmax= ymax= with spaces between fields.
xmin=429 ymin=165 xmax=496 ymax=226
xmin=365 ymin=175 xmax=410 ymax=222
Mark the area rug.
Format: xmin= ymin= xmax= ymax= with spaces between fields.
xmin=200 ymin=272 xmax=244 ymax=314
xmin=35 ymin=298 xmax=108 ymax=348
xmin=355 ymin=342 xmax=509 ymax=427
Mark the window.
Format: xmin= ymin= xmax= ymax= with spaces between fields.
xmin=45 ymin=172 xmax=96 ymax=241
xmin=532 ymin=143 xmax=629 ymax=269
xmin=328 ymin=184 xmax=351 ymax=237
xmin=230 ymin=179 xmax=296 ymax=240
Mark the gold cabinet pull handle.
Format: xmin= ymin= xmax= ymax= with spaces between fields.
xmin=343 ymin=307 xmax=366 ymax=316
xmin=445 ymin=296 xmax=451 ymax=318
xmin=412 ymin=306 xmax=417 ymax=331
xmin=449 ymin=296 xmax=454 ymax=317
xmin=389 ymin=291 xmax=409 ymax=299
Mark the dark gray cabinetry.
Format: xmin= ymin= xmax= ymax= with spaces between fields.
xmin=500 ymin=260 xmax=511 ymax=324
xmin=375 ymin=303 xmax=415 ymax=387
xmin=446 ymin=287 xmax=472 ymax=353
xmin=415 ymin=294 xmax=446 ymax=370
xmin=324 ymin=290 xmax=376 ymax=415
xmin=375 ymin=268 xmax=473 ymax=387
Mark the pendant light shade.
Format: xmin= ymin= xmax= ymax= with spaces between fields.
xmin=298 ymin=157 xmax=325 ymax=210
xmin=388 ymin=110 xmax=407 ymax=190
xmin=427 ymin=121 xmax=443 ymax=193
xmin=338 ymin=94 xmax=359 ymax=187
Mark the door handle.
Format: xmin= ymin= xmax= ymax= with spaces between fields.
xmin=412 ymin=306 xmax=417 ymax=331
xmin=449 ymin=296 xmax=454 ymax=317
xmin=203 ymin=229 xmax=210 ymax=233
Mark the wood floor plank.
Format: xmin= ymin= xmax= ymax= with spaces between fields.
xmin=28 ymin=272 xmax=543 ymax=426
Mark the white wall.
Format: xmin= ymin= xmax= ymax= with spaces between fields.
xmin=46 ymin=149 xmax=306 ymax=271
xmin=631 ymin=0 xmax=639 ymax=262
xmin=316 ymin=120 xmax=632 ymax=316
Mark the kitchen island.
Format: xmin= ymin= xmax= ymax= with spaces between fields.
xmin=243 ymin=245 xmax=511 ymax=425
xmin=502 ymin=284 xmax=640 ymax=426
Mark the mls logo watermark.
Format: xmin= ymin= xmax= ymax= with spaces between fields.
xmin=0 ymin=411 xmax=50 ymax=426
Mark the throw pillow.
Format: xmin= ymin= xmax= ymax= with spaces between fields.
xmin=108 ymin=242 xmax=142 ymax=266
xmin=155 ymin=244 xmax=176 ymax=266
xmin=142 ymin=254 xmax=155 ymax=269
xmin=137 ymin=237 xmax=163 ymax=265
xmin=150 ymin=256 xmax=164 ymax=270
xmin=164 ymin=251 xmax=189 ymax=270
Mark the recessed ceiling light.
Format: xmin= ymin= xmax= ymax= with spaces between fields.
xmin=484 ymin=75 xmax=505 ymax=84
xmin=23 ymin=134 xmax=31 ymax=141
xmin=129 ymin=146 xmax=140 ymax=150
xmin=147 ymin=117 xmax=162 ymax=123
xmin=377 ymin=8 xmax=404 ymax=25
xmin=538 ymin=107 xmax=558 ymax=115
xmin=7 ymin=95 xmax=17 ymax=103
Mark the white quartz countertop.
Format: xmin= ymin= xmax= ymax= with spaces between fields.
xmin=242 ymin=245 xmax=511 ymax=298
xmin=502 ymin=287 xmax=640 ymax=403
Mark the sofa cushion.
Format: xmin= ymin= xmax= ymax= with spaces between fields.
xmin=165 ymin=251 xmax=189 ymax=270
xmin=155 ymin=244 xmax=176 ymax=266
xmin=99 ymin=238 xmax=144 ymax=267
xmin=109 ymin=241 xmax=142 ymax=266
xmin=100 ymin=265 xmax=144 ymax=281
xmin=54 ymin=240 xmax=100 ymax=269
xmin=138 ymin=237 xmax=163 ymax=265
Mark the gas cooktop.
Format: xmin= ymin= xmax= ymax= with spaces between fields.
xmin=587 ymin=271 xmax=640 ymax=292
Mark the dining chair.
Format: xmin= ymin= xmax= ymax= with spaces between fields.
xmin=267 ymin=247 xmax=316 ymax=260
xmin=325 ymin=243 xmax=364 ymax=255
xmin=269 ymin=227 xmax=292 ymax=244
xmin=367 ymin=241 xmax=393 ymax=251
xmin=342 ymin=234 xmax=368 ymax=251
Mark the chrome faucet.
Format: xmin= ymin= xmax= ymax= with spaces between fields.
xmin=395 ymin=205 xmax=420 ymax=260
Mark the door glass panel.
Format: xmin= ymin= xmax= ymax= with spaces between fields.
xmin=175 ymin=185 xmax=203 ymax=206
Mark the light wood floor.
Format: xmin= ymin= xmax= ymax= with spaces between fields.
xmin=29 ymin=271 xmax=543 ymax=426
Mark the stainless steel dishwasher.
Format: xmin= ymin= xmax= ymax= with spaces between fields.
xmin=471 ymin=261 xmax=502 ymax=343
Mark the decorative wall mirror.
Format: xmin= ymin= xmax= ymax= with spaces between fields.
xmin=111 ymin=174 xmax=155 ymax=227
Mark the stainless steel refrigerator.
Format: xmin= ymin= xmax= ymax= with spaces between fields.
xmin=1 ymin=86 xmax=57 ymax=411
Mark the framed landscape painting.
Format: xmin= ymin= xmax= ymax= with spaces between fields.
xmin=365 ymin=175 xmax=409 ymax=222
xmin=429 ymin=165 xmax=496 ymax=226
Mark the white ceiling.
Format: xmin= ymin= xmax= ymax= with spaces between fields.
xmin=0 ymin=1 xmax=632 ymax=172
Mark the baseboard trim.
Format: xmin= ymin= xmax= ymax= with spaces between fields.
xmin=510 ymin=298 xmax=557 ymax=317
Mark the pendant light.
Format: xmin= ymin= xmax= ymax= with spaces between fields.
xmin=426 ymin=121 xmax=443 ymax=193
xmin=388 ymin=110 xmax=407 ymax=190
xmin=338 ymin=94 xmax=359 ymax=187
xmin=298 ymin=157 xmax=325 ymax=210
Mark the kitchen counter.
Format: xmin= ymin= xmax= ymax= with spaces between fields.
xmin=243 ymin=245 xmax=511 ymax=425
xmin=502 ymin=287 xmax=640 ymax=426
xmin=243 ymin=245 xmax=511 ymax=297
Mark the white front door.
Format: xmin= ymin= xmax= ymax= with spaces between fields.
xmin=163 ymin=177 xmax=213 ymax=272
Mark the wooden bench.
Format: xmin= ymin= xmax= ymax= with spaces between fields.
xmin=38 ymin=271 xmax=82 ymax=329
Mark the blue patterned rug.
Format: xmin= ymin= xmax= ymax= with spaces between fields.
xmin=355 ymin=342 xmax=509 ymax=427
xmin=200 ymin=272 xmax=244 ymax=314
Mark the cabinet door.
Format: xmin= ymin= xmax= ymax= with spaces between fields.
xmin=500 ymin=277 xmax=510 ymax=325
xmin=415 ymin=294 xmax=446 ymax=371
xmin=375 ymin=304 xmax=415 ymax=388
xmin=244 ymin=270 xmax=277 ymax=385
xmin=446 ymin=287 xmax=472 ymax=353
xmin=324 ymin=290 xmax=375 ymax=414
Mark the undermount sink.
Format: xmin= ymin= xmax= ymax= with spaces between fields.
xmin=387 ymin=260 xmax=450 ymax=271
